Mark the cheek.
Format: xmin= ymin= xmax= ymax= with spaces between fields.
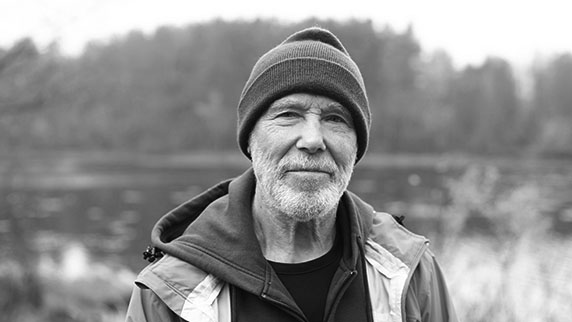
xmin=326 ymin=131 xmax=357 ymax=166
xmin=249 ymin=123 xmax=292 ymax=158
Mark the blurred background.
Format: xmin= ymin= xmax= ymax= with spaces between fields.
xmin=1 ymin=0 xmax=571 ymax=321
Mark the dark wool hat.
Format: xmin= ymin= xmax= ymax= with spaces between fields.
xmin=237 ymin=26 xmax=371 ymax=163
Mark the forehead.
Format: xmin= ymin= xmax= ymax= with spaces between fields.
xmin=267 ymin=93 xmax=349 ymax=114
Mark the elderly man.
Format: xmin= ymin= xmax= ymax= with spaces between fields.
xmin=125 ymin=27 xmax=457 ymax=322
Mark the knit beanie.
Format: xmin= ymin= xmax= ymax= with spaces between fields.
xmin=237 ymin=27 xmax=371 ymax=163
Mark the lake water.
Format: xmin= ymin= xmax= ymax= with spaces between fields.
xmin=1 ymin=153 xmax=571 ymax=272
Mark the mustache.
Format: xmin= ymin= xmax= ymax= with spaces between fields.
xmin=279 ymin=156 xmax=337 ymax=174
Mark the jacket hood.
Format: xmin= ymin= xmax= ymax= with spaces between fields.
xmin=151 ymin=169 xmax=263 ymax=292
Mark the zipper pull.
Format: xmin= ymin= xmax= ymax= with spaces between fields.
xmin=261 ymin=280 xmax=272 ymax=299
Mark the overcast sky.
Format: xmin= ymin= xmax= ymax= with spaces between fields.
xmin=3 ymin=0 xmax=572 ymax=67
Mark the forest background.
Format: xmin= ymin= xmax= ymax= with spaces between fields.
xmin=2 ymin=18 xmax=571 ymax=157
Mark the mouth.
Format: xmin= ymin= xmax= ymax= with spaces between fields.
xmin=285 ymin=169 xmax=332 ymax=176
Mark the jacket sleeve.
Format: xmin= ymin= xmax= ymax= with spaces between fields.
xmin=125 ymin=284 xmax=185 ymax=322
xmin=404 ymin=251 xmax=458 ymax=322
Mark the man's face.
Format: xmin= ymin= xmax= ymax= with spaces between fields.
xmin=249 ymin=93 xmax=357 ymax=222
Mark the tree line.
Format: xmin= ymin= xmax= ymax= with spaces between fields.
xmin=1 ymin=19 xmax=571 ymax=157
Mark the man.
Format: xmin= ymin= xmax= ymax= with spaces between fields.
xmin=125 ymin=27 xmax=457 ymax=322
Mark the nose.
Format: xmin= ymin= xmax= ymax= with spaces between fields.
xmin=296 ymin=118 xmax=326 ymax=154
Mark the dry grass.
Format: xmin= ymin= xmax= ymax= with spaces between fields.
xmin=442 ymin=235 xmax=572 ymax=322
xmin=435 ymin=164 xmax=572 ymax=322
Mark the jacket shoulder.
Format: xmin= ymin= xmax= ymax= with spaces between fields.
xmin=133 ymin=254 xmax=226 ymax=320
xmin=368 ymin=211 xmax=429 ymax=268
xmin=136 ymin=253 xmax=209 ymax=294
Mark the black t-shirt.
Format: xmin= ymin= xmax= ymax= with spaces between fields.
xmin=268 ymin=234 xmax=342 ymax=322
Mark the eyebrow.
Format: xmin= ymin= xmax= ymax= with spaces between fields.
xmin=268 ymin=99 xmax=351 ymax=117
xmin=325 ymin=102 xmax=352 ymax=118
xmin=267 ymin=98 xmax=304 ymax=113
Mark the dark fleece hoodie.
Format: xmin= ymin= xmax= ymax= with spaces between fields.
xmin=126 ymin=168 xmax=458 ymax=322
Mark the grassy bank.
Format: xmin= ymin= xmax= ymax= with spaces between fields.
xmin=0 ymin=243 xmax=134 ymax=322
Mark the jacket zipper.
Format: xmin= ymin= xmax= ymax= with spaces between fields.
xmin=324 ymin=235 xmax=363 ymax=321
xmin=260 ymin=292 xmax=308 ymax=322
xmin=324 ymin=268 xmax=358 ymax=321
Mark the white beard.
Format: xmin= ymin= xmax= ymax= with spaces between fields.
xmin=250 ymin=142 xmax=355 ymax=222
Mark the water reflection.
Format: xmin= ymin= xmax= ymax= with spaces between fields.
xmin=2 ymin=155 xmax=571 ymax=272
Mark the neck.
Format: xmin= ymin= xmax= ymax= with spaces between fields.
xmin=252 ymin=189 xmax=338 ymax=263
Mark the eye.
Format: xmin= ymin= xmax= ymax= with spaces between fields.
xmin=324 ymin=114 xmax=348 ymax=124
xmin=276 ymin=111 xmax=300 ymax=119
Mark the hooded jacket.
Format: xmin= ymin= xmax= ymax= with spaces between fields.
xmin=125 ymin=169 xmax=457 ymax=322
